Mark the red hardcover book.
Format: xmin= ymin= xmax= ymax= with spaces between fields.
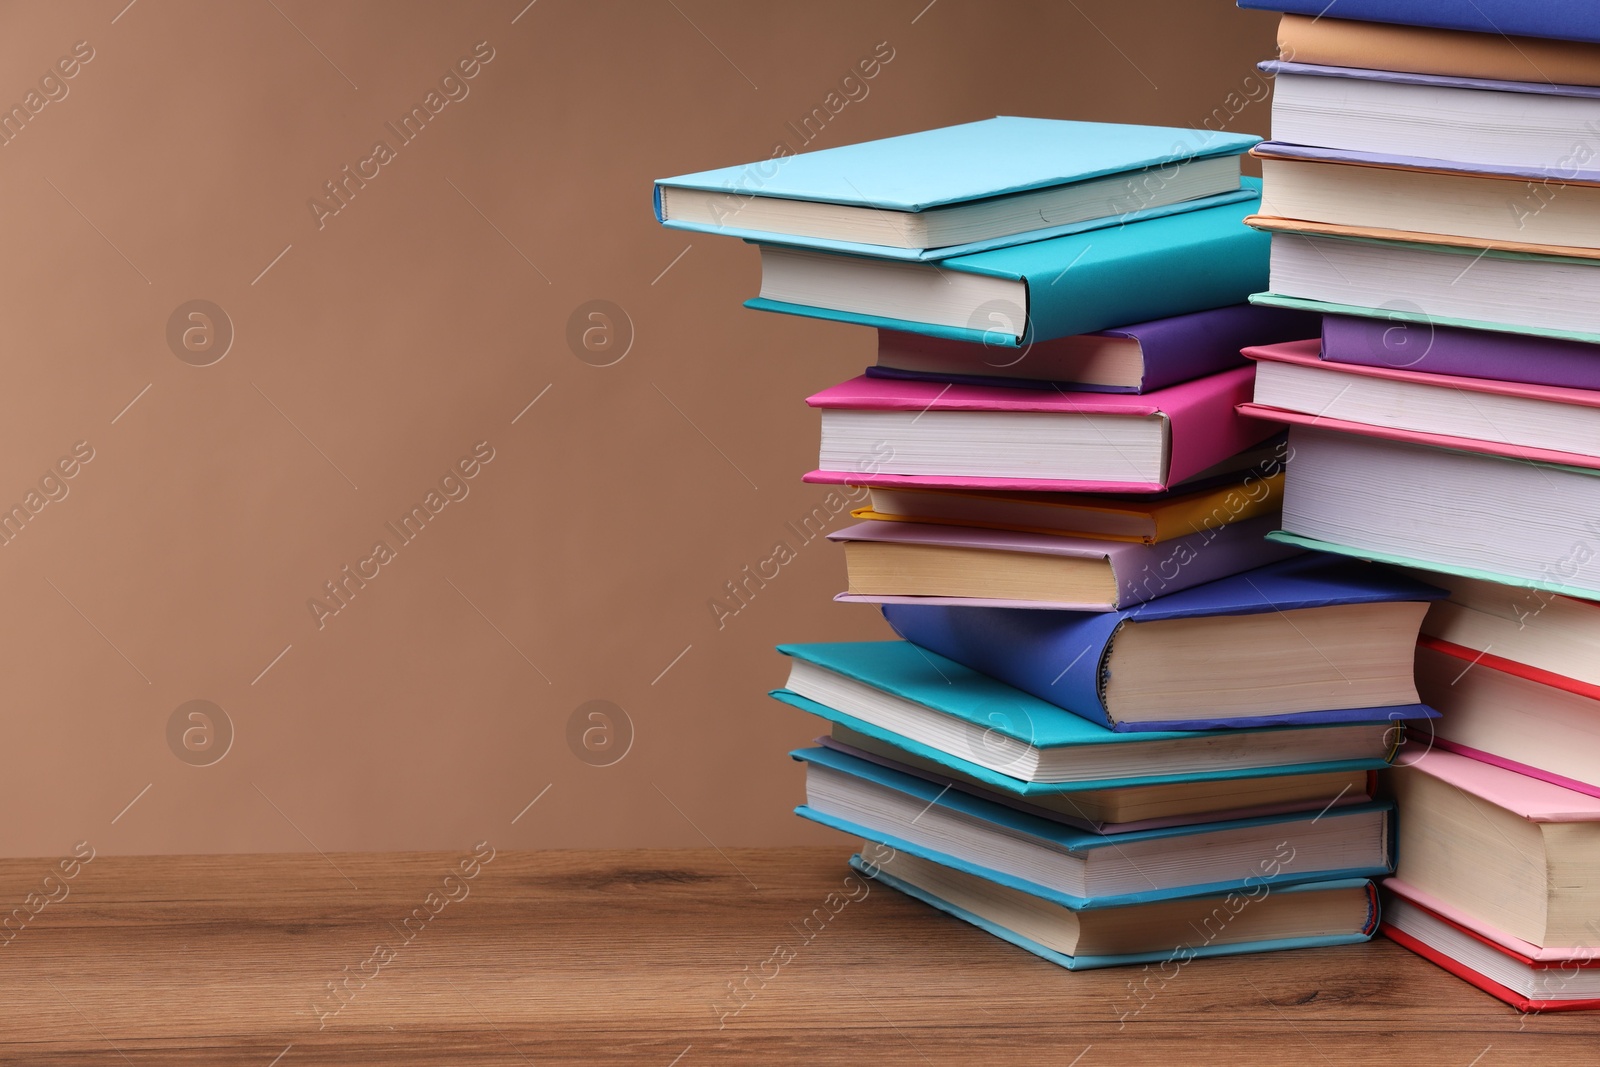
xmin=1382 ymin=881 xmax=1600 ymax=1012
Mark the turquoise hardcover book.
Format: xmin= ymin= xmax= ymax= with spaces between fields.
xmin=851 ymin=854 xmax=1378 ymax=970
xmin=794 ymin=745 xmax=1396 ymax=908
xmin=771 ymin=640 xmax=1399 ymax=794
xmin=654 ymin=117 xmax=1260 ymax=260
xmin=746 ymin=184 xmax=1270 ymax=346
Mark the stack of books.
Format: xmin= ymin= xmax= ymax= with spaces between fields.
xmin=1238 ymin=0 xmax=1600 ymax=1010
xmin=657 ymin=118 xmax=1442 ymax=970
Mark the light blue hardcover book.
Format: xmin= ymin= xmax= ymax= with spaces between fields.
xmin=795 ymin=745 xmax=1395 ymax=908
xmin=654 ymin=116 xmax=1259 ymax=260
xmin=747 ymin=186 xmax=1270 ymax=346
xmin=771 ymin=640 xmax=1402 ymax=793
xmin=850 ymin=853 xmax=1378 ymax=970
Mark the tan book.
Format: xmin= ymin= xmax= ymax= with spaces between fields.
xmin=1278 ymin=13 xmax=1600 ymax=87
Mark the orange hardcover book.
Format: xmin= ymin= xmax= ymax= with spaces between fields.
xmin=1278 ymin=14 xmax=1600 ymax=88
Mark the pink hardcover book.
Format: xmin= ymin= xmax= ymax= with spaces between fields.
xmin=1420 ymin=738 xmax=1600 ymax=799
xmin=1392 ymin=748 xmax=1600 ymax=958
xmin=1394 ymin=746 xmax=1600 ymax=824
xmin=1383 ymin=878 xmax=1593 ymax=964
xmin=805 ymin=364 xmax=1274 ymax=493
xmin=826 ymin=513 xmax=1296 ymax=610
xmin=1239 ymin=339 xmax=1600 ymax=470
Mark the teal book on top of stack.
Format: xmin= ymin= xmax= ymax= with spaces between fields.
xmin=655 ymin=115 xmax=1440 ymax=971
xmin=655 ymin=116 xmax=1262 ymax=260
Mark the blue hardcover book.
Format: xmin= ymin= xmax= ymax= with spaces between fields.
xmin=867 ymin=303 xmax=1321 ymax=394
xmin=1237 ymin=1 xmax=1600 ymax=46
xmin=748 ymin=184 xmax=1270 ymax=348
xmin=881 ymin=554 xmax=1446 ymax=731
xmin=850 ymin=854 xmax=1378 ymax=970
xmin=771 ymin=641 xmax=1403 ymax=793
xmin=794 ymin=745 xmax=1395 ymax=908
xmin=654 ymin=116 xmax=1259 ymax=260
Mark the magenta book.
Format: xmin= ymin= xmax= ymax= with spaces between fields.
xmin=806 ymin=365 xmax=1274 ymax=493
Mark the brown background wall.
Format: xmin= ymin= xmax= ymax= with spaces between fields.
xmin=0 ymin=0 xmax=1280 ymax=856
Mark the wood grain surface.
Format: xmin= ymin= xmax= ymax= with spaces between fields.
xmin=0 ymin=847 xmax=1593 ymax=1065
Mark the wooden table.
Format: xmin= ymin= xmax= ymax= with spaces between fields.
xmin=1 ymin=847 xmax=1594 ymax=1064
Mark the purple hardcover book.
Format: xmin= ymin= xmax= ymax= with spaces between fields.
xmin=1321 ymin=315 xmax=1600 ymax=391
xmin=879 ymin=553 xmax=1445 ymax=732
xmin=827 ymin=514 xmax=1297 ymax=610
xmin=866 ymin=303 xmax=1319 ymax=395
xmin=1262 ymin=61 xmax=1600 ymax=101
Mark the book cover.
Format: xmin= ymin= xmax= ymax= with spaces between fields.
xmin=1320 ymin=314 xmax=1600 ymax=393
xmin=749 ymin=187 xmax=1270 ymax=346
xmin=1393 ymin=747 xmax=1600 ymax=823
xmin=1416 ymin=737 xmax=1600 ymax=803
xmin=860 ymin=855 xmax=1378 ymax=970
xmin=794 ymin=745 xmax=1397 ymax=908
xmin=867 ymin=304 xmax=1319 ymax=394
xmin=655 ymin=118 xmax=1258 ymax=259
xmin=1276 ymin=13 xmax=1600 ymax=88
xmin=827 ymin=514 xmax=1296 ymax=610
xmin=1237 ymin=339 xmax=1600 ymax=470
xmin=770 ymin=687 xmax=1395 ymax=795
xmin=1238 ymin=1 xmax=1600 ymax=46
xmin=656 ymin=117 xmax=1257 ymax=212
xmin=805 ymin=365 xmax=1274 ymax=494
xmin=880 ymin=554 xmax=1445 ymax=731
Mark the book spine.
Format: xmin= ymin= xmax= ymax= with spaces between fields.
xmin=1109 ymin=515 xmax=1297 ymax=608
xmin=1020 ymin=214 xmax=1271 ymax=343
xmin=880 ymin=603 xmax=1121 ymax=728
xmin=1162 ymin=365 xmax=1279 ymax=486
xmin=1136 ymin=304 xmax=1318 ymax=392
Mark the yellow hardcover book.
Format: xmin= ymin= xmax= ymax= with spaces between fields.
xmin=853 ymin=472 xmax=1283 ymax=545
